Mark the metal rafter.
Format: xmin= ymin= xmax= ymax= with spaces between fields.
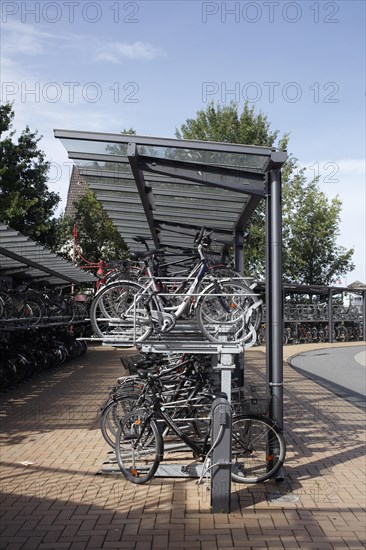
xmin=138 ymin=156 xmax=265 ymax=196
xmin=127 ymin=142 xmax=160 ymax=248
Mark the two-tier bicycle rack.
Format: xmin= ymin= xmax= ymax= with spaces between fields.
xmin=55 ymin=130 xmax=288 ymax=513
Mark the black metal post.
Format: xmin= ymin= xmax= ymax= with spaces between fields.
xmin=328 ymin=289 xmax=333 ymax=343
xmin=234 ymin=229 xmax=244 ymax=274
xmin=267 ymin=168 xmax=283 ymax=432
xmin=265 ymin=175 xmax=272 ymax=387
xmin=234 ymin=229 xmax=244 ymax=386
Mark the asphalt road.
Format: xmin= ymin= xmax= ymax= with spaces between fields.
xmin=289 ymin=345 xmax=366 ymax=401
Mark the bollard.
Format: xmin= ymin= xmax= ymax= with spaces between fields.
xmin=210 ymin=396 xmax=232 ymax=513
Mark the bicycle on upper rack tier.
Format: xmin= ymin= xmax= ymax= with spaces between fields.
xmin=114 ymin=364 xmax=286 ymax=484
xmin=90 ymin=228 xmax=263 ymax=345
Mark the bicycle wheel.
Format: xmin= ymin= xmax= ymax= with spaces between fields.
xmin=188 ymin=395 xmax=213 ymax=438
xmin=115 ymin=410 xmax=163 ymax=484
xmin=90 ymin=281 xmax=153 ymax=342
xmin=231 ymin=415 xmax=286 ymax=483
xmin=196 ymin=279 xmax=262 ymax=344
xmin=100 ymin=394 xmax=140 ymax=448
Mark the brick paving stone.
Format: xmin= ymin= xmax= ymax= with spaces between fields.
xmin=135 ymin=543 xmax=152 ymax=550
xmin=69 ymin=543 xmax=88 ymax=550
xmin=39 ymin=544 xmax=71 ymax=549
xmin=165 ymin=543 xmax=201 ymax=549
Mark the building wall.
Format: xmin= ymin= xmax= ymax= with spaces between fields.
xmin=65 ymin=166 xmax=88 ymax=218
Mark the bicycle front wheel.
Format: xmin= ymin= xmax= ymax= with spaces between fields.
xmin=231 ymin=415 xmax=286 ymax=483
xmin=115 ymin=411 xmax=163 ymax=484
xmin=100 ymin=393 xmax=140 ymax=448
xmin=90 ymin=281 xmax=153 ymax=342
xmin=196 ymin=279 xmax=262 ymax=344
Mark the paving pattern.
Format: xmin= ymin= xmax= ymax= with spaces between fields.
xmin=1 ymin=342 xmax=365 ymax=549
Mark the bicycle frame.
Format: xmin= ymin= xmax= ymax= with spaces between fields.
xmin=129 ymin=245 xmax=210 ymax=323
xmin=132 ymin=393 xmax=210 ymax=459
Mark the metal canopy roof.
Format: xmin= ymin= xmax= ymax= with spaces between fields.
xmin=0 ymin=223 xmax=97 ymax=286
xmin=55 ymin=129 xmax=287 ymax=252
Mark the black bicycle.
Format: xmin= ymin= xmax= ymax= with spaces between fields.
xmin=115 ymin=367 xmax=286 ymax=485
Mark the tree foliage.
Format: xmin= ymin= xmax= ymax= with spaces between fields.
xmin=176 ymin=101 xmax=354 ymax=285
xmin=0 ymin=103 xmax=60 ymax=248
xmin=282 ymin=177 xmax=354 ymax=285
xmin=58 ymin=189 xmax=128 ymax=265
xmin=176 ymin=101 xmax=279 ymax=146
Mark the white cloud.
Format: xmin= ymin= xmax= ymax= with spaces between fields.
xmin=95 ymin=41 xmax=166 ymax=64
xmin=1 ymin=21 xmax=54 ymax=55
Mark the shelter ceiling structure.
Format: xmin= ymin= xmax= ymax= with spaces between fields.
xmin=0 ymin=223 xmax=96 ymax=286
xmin=55 ymin=130 xmax=287 ymax=253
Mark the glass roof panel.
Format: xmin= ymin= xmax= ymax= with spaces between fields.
xmin=136 ymin=145 xmax=267 ymax=171
xmin=60 ymin=139 xmax=128 ymax=156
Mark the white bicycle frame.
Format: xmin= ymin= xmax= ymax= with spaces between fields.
xmin=129 ymin=245 xmax=209 ymax=328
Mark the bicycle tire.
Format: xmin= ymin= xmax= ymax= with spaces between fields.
xmin=196 ymin=279 xmax=262 ymax=344
xmin=90 ymin=281 xmax=154 ymax=342
xmin=0 ymin=292 xmax=14 ymax=319
xmin=100 ymin=393 xmax=140 ymax=448
xmin=115 ymin=410 xmax=163 ymax=484
xmin=231 ymin=415 xmax=286 ymax=483
xmin=0 ymin=360 xmax=17 ymax=389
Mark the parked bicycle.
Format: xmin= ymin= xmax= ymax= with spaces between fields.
xmin=90 ymin=229 xmax=262 ymax=345
xmin=114 ymin=363 xmax=286 ymax=485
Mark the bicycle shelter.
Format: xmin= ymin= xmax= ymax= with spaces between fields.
xmin=0 ymin=223 xmax=96 ymax=286
xmin=55 ymin=129 xmax=287 ymax=511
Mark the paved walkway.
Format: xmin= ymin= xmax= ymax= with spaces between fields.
xmin=1 ymin=342 xmax=365 ymax=549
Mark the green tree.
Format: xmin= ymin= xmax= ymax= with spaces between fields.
xmin=176 ymin=101 xmax=279 ymax=145
xmin=282 ymin=177 xmax=354 ymax=285
xmin=176 ymin=101 xmax=354 ymax=285
xmin=58 ymin=189 xmax=128 ymax=265
xmin=0 ymin=103 xmax=60 ymax=248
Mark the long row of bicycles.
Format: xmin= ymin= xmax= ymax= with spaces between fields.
xmin=284 ymin=303 xmax=362 ymax=322
xmin=0 ymin=282 xmax=89 ymax=328
xmin=0 ymin=328 xmax=88 ymax=390
xmin=258 ymin=321 xmax=363 ymax=346
xmin=99 ymin=352 xmax=286 ymax=484
xmin=89 ymin=229 xmax=263 ymax=346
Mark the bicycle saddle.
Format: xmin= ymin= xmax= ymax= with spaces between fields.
xmin=133 ymin=236 xmax=151 ymax=244
xmin=129 ymin=249 xmax=164 ymax=260
xmin=202 ymin=391 xmax=228 ymax=401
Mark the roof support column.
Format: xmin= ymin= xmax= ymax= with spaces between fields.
xmin=233 ymin=229 xmax=244 ymax=274
xmin=265 ymin=168 xmax=284 ymax=430
xmin=328 ymin=289 xmax=334 ymax=343
xmin=233 ymin=229 xmax=244 ymax=386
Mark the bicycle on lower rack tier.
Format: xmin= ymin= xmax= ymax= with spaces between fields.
xmin=115 ymin=365 xmax=286 ymax=485
xmin=90 ymin=228 xmax=263 ymax=345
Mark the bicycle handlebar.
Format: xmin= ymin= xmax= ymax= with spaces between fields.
xmin=194 ymin=228 xmax=212 ymax=248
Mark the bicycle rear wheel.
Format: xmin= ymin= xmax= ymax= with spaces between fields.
xmin=90 ymin=281 xmax=153 ymax=342
xmin=196 ymin=279 xmax=262 ymax=344
xmin=115 ymin=411 xmax=163 ymax=484
xmin=231 ymin=415 xmax=286 ymax=483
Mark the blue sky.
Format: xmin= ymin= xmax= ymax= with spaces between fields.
xmin=1 ymin=0 xmax=365 ymax=282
